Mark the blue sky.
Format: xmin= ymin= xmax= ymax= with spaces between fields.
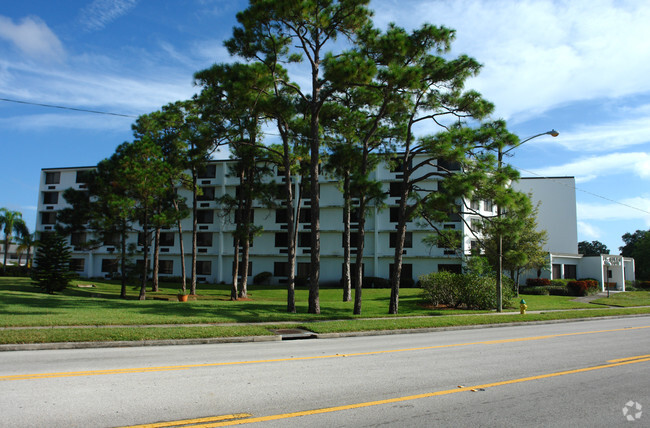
xmin=1 ymin=0 xmax=649 ymax=254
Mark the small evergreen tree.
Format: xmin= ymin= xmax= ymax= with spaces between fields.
xmin=32 ymin=233 xmax=73 ymax=294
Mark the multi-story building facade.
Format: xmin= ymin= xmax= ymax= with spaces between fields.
xmin=36 ymin=162 xmax=634 ymax=290
xmin=36 ymin=158 xmax=498 ymax=285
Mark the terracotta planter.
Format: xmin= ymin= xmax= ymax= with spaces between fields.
xmin=177 ymin=294 xmax=188 ymax=302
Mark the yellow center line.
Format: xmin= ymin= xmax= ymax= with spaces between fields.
xmin=607 ymin=354 xmax=650 ymax=363
xmin=123 ymin=413 xmax=252 ymax=428
xmin=2 ymin=325 xmax=648 ymax=382
xmin=156 ymin=356 xmax=650 ymax=428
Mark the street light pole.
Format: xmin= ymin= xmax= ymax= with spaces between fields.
xmin=495 ymin=129 xmax=558 ymax=312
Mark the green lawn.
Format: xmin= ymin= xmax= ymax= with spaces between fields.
xmin=591 ymin=291 xmax=650 ymax=307
xmin=2 ymin=277 xmax=649 ymax=345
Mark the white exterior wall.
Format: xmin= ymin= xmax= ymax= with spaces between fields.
xmin=512 ymin=177 xmax=578 ymax=254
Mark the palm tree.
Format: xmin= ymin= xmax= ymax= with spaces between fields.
xmin=16 ymin=232 xmax=37 ymax=268
xmin=0 ymin=208 xmax=29 ymax=273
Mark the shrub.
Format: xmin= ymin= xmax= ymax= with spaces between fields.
xmin=635 ymin=280 xmax=650 ymax=290
xmin=526 ymin=278 xmax=551 ymax=287
xmin=362 ymin=277 xmax=391 ymax=288
xmin=547 ymin=285 xmax=570 ymax=296
xmin=420 ymin=272 xmax=512 ymax=310
xmin=253 ymin=271 xmax=272 ymax=285
xmin=567 ymin=280 xmax=599 ymax=296
xmin=420 ymin=271 xmax=459 ymax=307
xmin=521 ymin=286 xmax=550 ymax=296
xmin=0 ymin=264 xmax=30 ymax=277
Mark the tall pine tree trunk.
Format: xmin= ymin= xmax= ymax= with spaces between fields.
xmin=152 ymin=227 xmax=160 ymax=292
xmin=231 ymin=237 xmax=239 ymax=300
xmin=190 ymin=171 xmax=198 ymax=295
xmin=342 ymin=172 xmax=352 ymax=302
xmin=120 ymin=224 xmax=127 ymax=299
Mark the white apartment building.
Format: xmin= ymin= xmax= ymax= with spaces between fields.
xmin=36 ymin=163 xmax=634 ymax=290
xmin=36 ymin=159 xmax=492 ymax=285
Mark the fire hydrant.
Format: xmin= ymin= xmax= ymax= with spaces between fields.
xmin=520 ymin=299 xmax=527 ymax=315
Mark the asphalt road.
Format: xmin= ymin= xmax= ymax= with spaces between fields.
xmin=1 ymin=316 xmax=649 ymax=427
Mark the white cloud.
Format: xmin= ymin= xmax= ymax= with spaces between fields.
xmin=0 ymin=56 xmax=196 ymax=115
xmin=544 ymin=116 xmax=650 ymax=153
xmin=0 ymin=15 xmax=64 ymax=61
xmin=577 ymin=197 xmax=650 ymax=223
xmin=79 ymin=0 xmax=138 ymax=32
xmin=372 ymin=0 xmax=650 ymax=121
xmin=522 ymin=152 xmax=650 ymax=183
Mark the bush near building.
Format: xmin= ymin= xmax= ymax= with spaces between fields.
xmin=419 ymin=271 xmax=514 ymax=310
xmin=567 ymin=280 xmax=599 ymax=296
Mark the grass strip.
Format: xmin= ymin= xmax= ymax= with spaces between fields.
xmin=591 ymin=291 xmax=650 ymax=307
xmin=0 ymin=325 xmax=275 ymax=344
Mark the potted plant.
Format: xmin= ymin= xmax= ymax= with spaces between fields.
xmin=177 ymin=289 xmax=188 ymax=302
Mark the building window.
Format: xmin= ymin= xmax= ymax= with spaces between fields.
xmin=159 ymin=260 xmax=173 ymax=275
xmin=390 ymin=158 xmax=412 ymax=173
xmin=483 ymin=200 xmax=494 ymax=212
xmin=342 ymin=232 xmax=362 ymax=248
xmin=197 ymin=186 xmax=215 ymax=201
xmin=137 ymin=232 xmax=149 ymax=247
xmin=447 ymin=205 xmax=462 ymax=222
xmin=41 ymin=212 xmax=57 ymax=225
xmin=470 ymin=218 xmax=482 ymax=232
xmin=564 ymin=264 xmax=577 ymax=279
xmin=43 ymin=192 xmax=58 ymax=204
xmin=196 ymin=260 xmax=212 ymax=275
xmin=159 ymin=232 xmax=174 ymax=247
xmin=297 ymin=262 xmax=311 ymax=278
xmin=101 ymin=258 xmax=118 ymax=273
xmin=389 ymin=263 xmax=413 ymax=281
xmin=275 ymin=232 xmax=288 ymax=248
xmin=70 ymin=258 xmax=85 ymax=272
xmin=45 ymin=171 xmax=60 ymax=185
xmin=196 ymin=210 xmax=214 ymax=224
xmin=70 ymin=232 xmax=87 ymax=246
xmin=76 ymin=170 xmax=92 ymax=183
xmin=470 ymin=200 xmax=480 ymax=211
xmin=343 ymin=263 xmax=364 ymax=277
xmin=235 ymin=208 xmax=254 ymax=223
xmin=198 ymin=164 xmax=216 ymax=178
xmin=389 ymin=207 xmax=404 ymax=223
xmin=274 ymin=261 xmax=289 ymax=277
xmin=276 ymin=209 xmax=288 ymax=224
xmin=437 ymin=159 xmax=461 ymax=171
xmin=438 ymin=264 xmax=462 ymax=273
xmin=298 ymin=209 xmax=311 ymax=223
xmin=389 ymin=182 xmax=402 ymax=197
xmin=389 ymin=232 xmax=412 ymax=248
xmin=298 ymin=232 xmax=311 ymax=247
xmin=103 ymin=233 xmax=120 ymax=246
xmin=197 ymin=232 xmax=212 ymax=247
xmin=232 ymin=261 xmax=252 ymax=276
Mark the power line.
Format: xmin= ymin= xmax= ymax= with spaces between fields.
xmin=513 ymin=164 xmax=650 ymax=216
xmin=0 ymin=97 xmax=138 ymax=118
